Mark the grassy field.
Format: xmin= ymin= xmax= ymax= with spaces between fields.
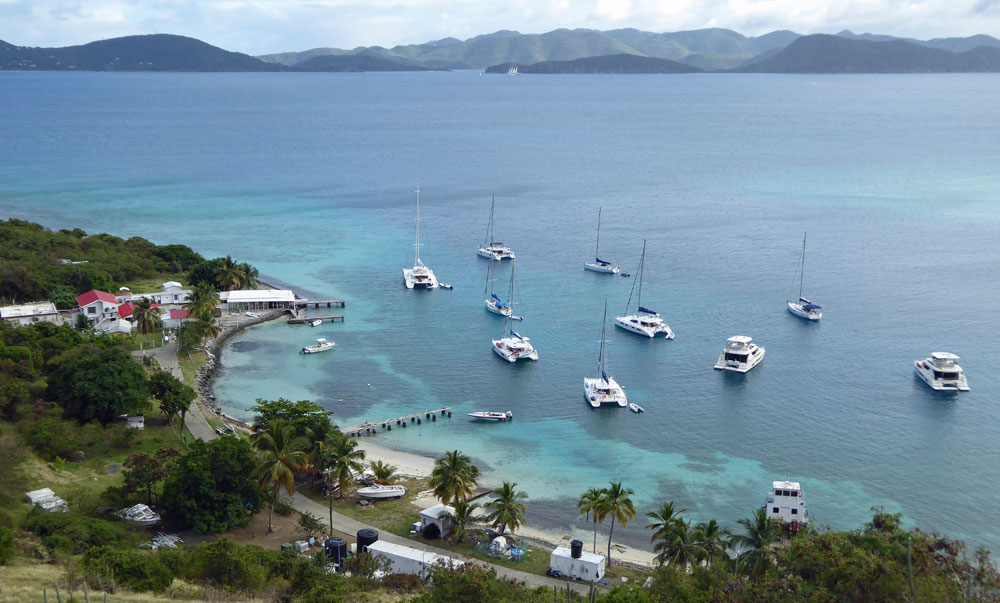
xmin=301 ymin=477 xmax=431 ymax=538
xmin=176 ymin=350 xmax=206 ymax=388
xmin=119 ymin=274 xmax=188 ymax=295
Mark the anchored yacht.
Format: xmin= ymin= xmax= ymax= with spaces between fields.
xmin=713 ymin=336 xmax=764 ymax=373
xmin=477 ymin=195 xmax=515 ymax=260
xmin=491 ymin=262 xmax=538 ymax=363
xmin=787 ymin=233 xmax=822 ymax=320
xmin=615 ymin=240 xmax=674 ymax=338
xmin=763 ymin=479 xmax=809 ymax=533
xmin=403 ymin=185 xmax=439 ymax=289
xmin=468 ymin=411 xmax=513 ymax=421
xmin=584 ymin=208 xmax=619 ymax=274
xmin=484 ymin=255 xmax=521 ymax=320
xmin=301 ymin=338 xmax=335 ymax=354
xmin=585 ymin=300 xmax=627 ymax=408
xmin=914 ymin=352 xmax=970 ymax=391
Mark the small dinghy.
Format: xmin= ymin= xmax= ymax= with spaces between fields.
xmin=439 ymin=283 xmax=453 ymax=289
xmin=628 ymin=403 xmax=644 ymax=413
xmin=310 ymin=319 xmax=322 ymax=327
xmin=356 ymin=484 xmax=407 ymax=499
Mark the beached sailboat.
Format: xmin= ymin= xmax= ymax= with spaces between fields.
xmin=787 ymin=233 xmax=822 ymax=320
xmin=615 ymin=240 xmax=674 ymax=338
xmin=585 ymin=299 xmax=627 ymax=408
xmin=477 ymin=195 xmax=515 ymax=260
xmin=584 ymin=208 xmax=619 ymax=274
xmin=403 ymin=185 xmax=439 ymax=289
xmin=484 ymin=255 xmax=522 ymax=320
xmin=491 ymin=262 xmax=538 ymax=362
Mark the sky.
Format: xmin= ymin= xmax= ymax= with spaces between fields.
xmin=1 ymin=0 xmax=998 ymax=55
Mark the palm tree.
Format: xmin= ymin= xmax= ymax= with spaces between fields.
xmin=238 ymin=262 xmax=259 ymax=289
xmin=731 ymin=508 xmax=781 ymax=580
xmin=186 ymin=282 xmax=218 ymax=320
xmin=252 ymin=424 xmax=309 ymax=533
xmin=652 ymin=519 xmax=705 ymax=568
xmin=577 ymin=488 xmax=607 ymax=554
xmin=484 ymin=481 xmax=528 ymax=536
xmin=370 ymin=460 xmax=398 ymax=485
xmin=600 ymin=481 xmax=636 ymax=566
xmin=646 ymin=500 xmax=687 ymax=545
xmin=430 ymin=450 xmax=480 ymax=505
xmin=450 ymin=500 xmax=478 ymax=543
xmin=320 ymin=433 xmax=366 ymax=537
xmin=692 ymin=519 xmax=730 ymax=567
xmin=195 ymin=317 xmax=219 ymax=341
xmin=132 ymin=297 xmax=162 ymax=344
xmin=215 ymin=256 xmax=245 ymax=291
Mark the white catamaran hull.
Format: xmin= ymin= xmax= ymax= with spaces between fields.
xmin=914 ymin=360 xmax=970 ymax=391
xmin=787 ymin=302 xmax=822 ymax=321
xmin=584 ymin=377 xmax=627 ymax=408
xmin=714 ymin=346 xmax=765 ymax=373
xmin=478 ymin=247 xmax=515 ymax=260
xmin=614 ymin=314 xmax=675 ymax=338
xmin=492 ymin=338 xmax=538 ymax=362
xmin=403 ymin=267 xmax=439 ymax=289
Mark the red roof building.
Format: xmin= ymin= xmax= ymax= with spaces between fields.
xmin=75 ymin=290 xmax=118 ymax=308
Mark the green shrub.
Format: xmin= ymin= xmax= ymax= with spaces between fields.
xmin=0 ymin=526 xmax=14 ymax=565
xmin=274 ymin=498 xmax=294 ymax=516
xmin=185 ymin=538 xmax=267 ymax=592
xmin=82 ymin=546 xmax=173 ymax=593
xmin=24 ymin=510 xmax=140 ymax=553
xmin=41 ymin=533 xmax=74 ymax=553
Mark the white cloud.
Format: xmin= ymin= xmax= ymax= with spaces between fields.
xmin=0 ymin=0 xmax=997 ymax=54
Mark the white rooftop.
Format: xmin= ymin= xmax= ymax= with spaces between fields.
xmin=773 ymin=480 xmax=801 ymax=490
xmin=162 ymin=281 xmax=183 ymax=289
xmin=931 ymin=352 xmax=960 ymax=361
xmin=1 ymin=301 xmax=59 ymax=319
xmin=552 ymin=546 xmax=605 ymax=565
xmin=219 ymin=289 xmax=295 ymax=303
xmin=367 ymin=539 xmax=463 ymax=567
xmin=420 ymin=503 xmax=455 ymax=520
xmin=727 ymin=335 xmax=753 ymax=343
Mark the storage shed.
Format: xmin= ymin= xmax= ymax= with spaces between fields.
xmin=550 ymin=542 xmax=606 ymax=581
xmin=419 ymin=503 xmax=454 ymax=538
xmin=366 ymin=540 xmax=463 ymax=579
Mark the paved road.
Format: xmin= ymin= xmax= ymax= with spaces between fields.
xmin=133 ymin=342 xmax=218 ymax=442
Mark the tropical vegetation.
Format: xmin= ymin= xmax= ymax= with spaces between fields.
xmin=252 ymin=424 xmax=310 ymax=532
xmin=483 ymin=481 xmax=528 ymax=536
xmin=430 ymin=449 xmax=481 ymax=505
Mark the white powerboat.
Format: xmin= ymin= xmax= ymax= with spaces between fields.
xmin=762 ymin=479 xmax=809 ymax=533
xmin=301 ymin=338 xmax=335 ymax=354
xmin=787 ymin=233 xmax=822 ymax=320
xmin=119 ymin=503 xmax=161 ymax=526
xmin=584 ymin=208 xmax=619 ymax=274
xmin=615 ymin=240 xmax=674 ymax=338
xmin=914 ymin=352 xmax=970 ymax=391
xmin=468 ymin=411 xmax=513 ymax=421
xmin=357 ymin=484 xmax=408 ymax=499
xmin=403 ymin=185 xmax=439 ymax=289
xmin=492 ymin=262 xmax=538 ymax=362
xmin=714 ymin=336 xmax=764 ymax=372
xmin=585 ymin=300 xmax=627 ymax=408
xmin=310 ymin=319 xmax=322 ymax=327
xmin=477 ymin=195 xmax=515 ymax=260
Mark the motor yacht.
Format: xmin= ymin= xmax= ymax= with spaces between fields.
xmin=914 ymin=352 xmax=970 ymax=391
xmin=713 ymin=336 xmax=764 ymax=372
xmin=763 ymin=479 xmax=809 ymax=533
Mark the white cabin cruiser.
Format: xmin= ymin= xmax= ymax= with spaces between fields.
xmin=301 ymin=338 xmax=335 ymax=354
xmin=584 ymin=208 xmax=619 ymax=274
xmin=491 ymin=262 xmax=538 ymax=362
xmin=357 ymin=484 xmax=408 ymax=499
xmin=787 ymin=233 xmax=822 ymax=320
xmin=615 ymin=240 xmax=674 ymax=338
xmin=403 ymin=185 xmax=439 ymax=289
xmin=585 ymin=300 xmax=627 ymax=408
xmin=477 ymin=195 xmax=515 ymax=260
xmin=762 ymin=479 xmax=809 ymax=532
xmin=914 ymin=352 xmax=970 ymax=391
xmin=714 ymin=336 xmax=764 ymax=372
xmin=468 ymin=411 xmax=513 ymax=421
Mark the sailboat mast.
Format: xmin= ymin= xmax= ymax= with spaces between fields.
xmin=484 ymin=195 xmax=495 ymax=247
xmin=501 ymin=261 xmax=515 ymax=336
xmin=637 ymin=240 xmax=646 ymax=311
xmin=484 ymin=254 xmax=492 ymax=297
xmin=414 ymin=185 xmax=421 ymax=266
xmin=798 ymin=232 xmax=806 ymax=301
xmin=599 ymin=298 xmax=608 ymax=380
xmin=595 ymin=208 xmax=602 ymax=258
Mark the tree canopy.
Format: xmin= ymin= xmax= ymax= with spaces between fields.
xmin=46 ymin=345 xmax=150 ymax=423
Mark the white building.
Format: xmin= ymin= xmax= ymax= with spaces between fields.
xmin=0 ymin=301 xmax=63 ymax=326
xmin=219 ymin=289 xmax=296 ymax=312
xmin=162 ymin=309 xmax=193 ymax=329
xmin=419 ymin=503 xmax=455 ymax=538
xmin=366 ymin=540 xmax=464 ymax=580
xmin=76 ymin=290 xmax=120 ymax=324
xmin=550 ymin=545 xmax=606 ymax=581
xmin=117 ymin=281 xmax=191 ymax=306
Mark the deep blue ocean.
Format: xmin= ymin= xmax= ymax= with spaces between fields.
xmin=2 ymin=71 xmax=999 ymax=553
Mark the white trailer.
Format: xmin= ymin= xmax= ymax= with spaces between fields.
xmin=366 ymin=540 xmax=463 ymax=580
xmin=550 ymin=546 xmax=606 ymax=581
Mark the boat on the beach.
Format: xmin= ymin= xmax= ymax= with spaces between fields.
xmin=584 ymin=208 xmax=619 ymax=274
xmin=403 ymin=185 xmax=439 ymax=289
xmin=119 ymin=503 xmax=161 ymax=526
xmin=357 ymin=484 xmax=408 ymax=499
xmin=492 ymin=261 xmax=538 ymax=362
xmin=713 ymin=336 xmax=764 ymax=373
xmin=915 ymin=352 xmax=970 ymax=391
xmin=477 ymin=195 xmax=515 ymax=260
xmin=301 ymin=338 xmax=335 ymax=354
xmin=628 ymin=402 xmax=644 ymax=413
xmin=762 ymin=479 xmax=809 ymax=533
xmin=615 ymin=240 xmax=674 ymax=339
xmin=787 ymin=233 xmax=822 ymax=321
xmin=585 ymin=299 xmax=627 ymax=408
xmin=309 ymin=319 xmax=322 ymax=327
xmin=468 ymin=411 xmax=513 ymax=421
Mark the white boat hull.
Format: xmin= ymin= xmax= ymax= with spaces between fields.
xmin=714 ymin=345 xmax=764 ymax=372
xmin=914 ymin=360 xmax=970 ymax=391
xmin=787 ymin=302 xmax=822 ymax=321
xmin=478 ymin=246 xmax=515 ymax=260
xmin=492 ymin=337 xmax=538 ymax=362
xmin=468 ymin=411 xmax=513 ymax=421
xmin=614 ymin=314 xmax=675 ymax=338
xmin=302 ymin=343 xmax=335 ymax=354
xmin=584 ymin=262 xmax=619 ymax=274
xmin=584 ymin=376 xmax=627 ymax=408
xmin=403 ymin=266 xmax=439 ymax=289
xmin=357 ymin=485 xmax=407 ymax=499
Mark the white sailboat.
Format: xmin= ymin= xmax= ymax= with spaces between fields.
xmin=787 ymin=233 xmax=821 ymax=320
xmin=615 ymin=240 xmax=674 ymax=338
xmin=402 ymin=185 xmax=439 ymax=289
xmin=584 ymin=299 xmax=627 ymax=408
xmin=477 ymin=195 xmax=515 ymax=260
xmin=491 ymin=261 xmax=538 ymax=363
xmin=507 ymin=63 xmax=519 ymax=75
xmin=484 ymin=254 xmax=522 ymax=320
xmin=584 ymin=208 xmax=619 ymax=274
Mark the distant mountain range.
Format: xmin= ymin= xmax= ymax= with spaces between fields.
xmin=2 ymin=29 xmax=1000 ymax=74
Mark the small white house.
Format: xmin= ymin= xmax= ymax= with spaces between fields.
xmin=76 ymin=290 xmax=120 ymax=325
xmin=550 ymin=546 xmax=606 ymax=581
xmin=116 ymin=281 xmax=192 ymax=306
xmin=0 ymin=301 xmax=63 ymax=327
xmin=419 ymin=503 xmax=455 ymax=538
xmin=366 ymin=540 xmax=463 ymax=579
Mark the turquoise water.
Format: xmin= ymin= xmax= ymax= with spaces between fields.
xmin=2 ymin=71 xmax=999 ymax=551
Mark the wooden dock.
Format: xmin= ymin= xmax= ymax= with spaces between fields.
xmin=294 ymin=299 xmax=346 ymax=308
xmin=287 ymin=315 xmax=344 ymax=324
xmin=343 ymin=407 xmax=452 ymax=437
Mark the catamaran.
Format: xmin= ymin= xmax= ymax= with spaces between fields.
xmin=914 ymin=352 xmax=970 ymax=391
xmin=585 ymin=299 xmax=627 ymax=408
xmin=762 ymin=479 xmax=809 ymax=533
xmin=713 ymin=336 xmax=764 ymax=372
xmin=484 ymin=255 xmax=522 ymax=320
xmin=615 ymin=240 xmax=674 ymax=338
xmin=584 ymin=208 xmax=619 ymax=274
xmin=477 ymin=195 xmax=515 ymax=260
xmin=787 ymin=233 xmax=822 ymax=320
xmin=403 ymin=185 xmax=439 ymax=289
xmin=491 ymin=262 xmax=538 ymax=362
